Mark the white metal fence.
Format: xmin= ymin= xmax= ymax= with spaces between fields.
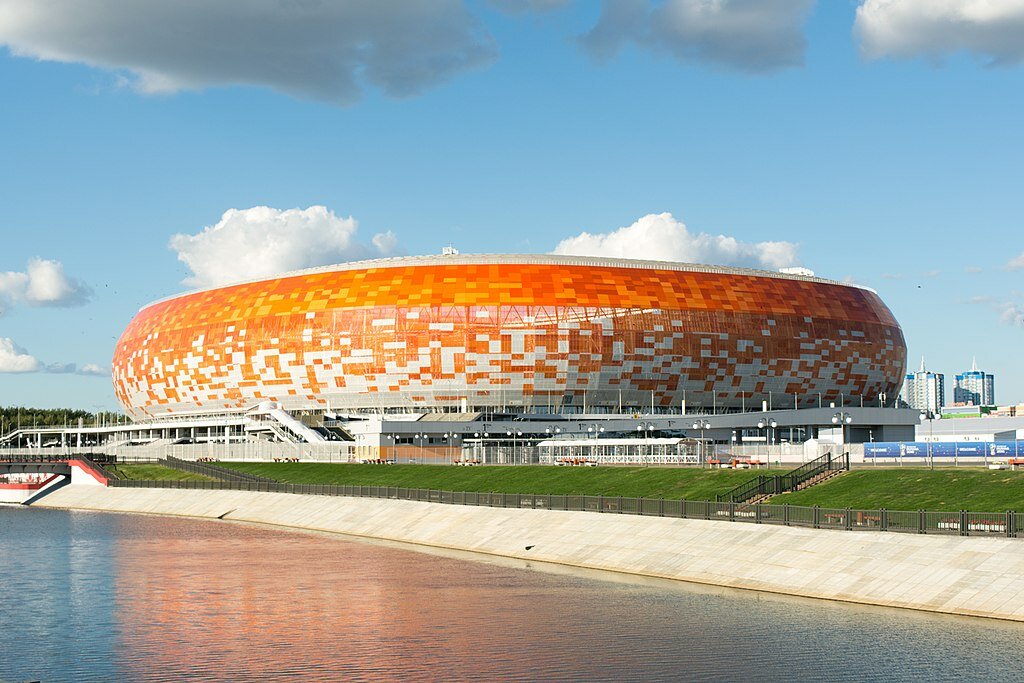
xmin=1 ymin=441 xmax=357 ymax=463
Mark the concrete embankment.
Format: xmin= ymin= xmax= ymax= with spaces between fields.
xmin=32 ymin=485 xmax=1024 ymax=622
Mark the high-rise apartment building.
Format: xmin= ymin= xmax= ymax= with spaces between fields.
xmin=902 ymin=357 xmax=945 ymax=412
xmin=954 ymin=358 xmax=995 ymax=406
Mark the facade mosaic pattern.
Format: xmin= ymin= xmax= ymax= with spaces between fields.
xmin=112 ymin=256 xmax=907 ymax=418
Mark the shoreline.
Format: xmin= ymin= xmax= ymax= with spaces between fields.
xmin=30 ymin=485 xmax=1024 ymax=623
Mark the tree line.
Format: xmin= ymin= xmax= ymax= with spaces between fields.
xmin=1 ymin=407 xmax=125 ymax=430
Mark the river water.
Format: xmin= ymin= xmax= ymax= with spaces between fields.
xmin=2 ymin=506 xmax=1023 ymax=682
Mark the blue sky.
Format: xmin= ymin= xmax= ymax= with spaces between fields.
xmin=1 ymin=0 xmax=1022 ymax=410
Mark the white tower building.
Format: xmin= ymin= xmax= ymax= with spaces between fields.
xmin=902 ymin=357 xmax=944 ymax=412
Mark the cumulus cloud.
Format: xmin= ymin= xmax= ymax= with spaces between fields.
xmin=580 ymin=0 xmax=816 ymax=71
xmin=966 ymin=293 xmax=1024 ymax=328
xmin=551 ymin=212 xmax=800 ymax=270
xmin=1000 ymin=302 xmax=1024 ymax=327
xmin=77 ymin=363 xmax=108 ymax=377
xmin=1007 ymin=251 xmax=1024 ymax=270
xmin=856 ymin=0 xmax=1024 ymax=65
xmin=170 ymin=206 xmax=402 ymax=289
xmin=0 ymin=0 xmax=496 ymax=105
xmin=0 ymin=337 xmax=42 ymax=373
xmin=0 ymin=258 xmax=92 ymax=314
xmin=0 ymin=337 xmax=107 ymax=375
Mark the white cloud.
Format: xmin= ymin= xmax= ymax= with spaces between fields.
xmin=0 ymin=337 xmax=42 ymax=373
xmin=0 ymin=337 xmax=107 ymax=375
xmin=551 ymin=212 xmax=800 ymax=270
xmin=965 ymin=265 xmax=983 ymax=274
xmin=581 ymin=0 xmax=816 ymax=72
xmin=0 ymin=0 xmax=496 ymax=105
xmin=371 ymin=231 xmax=400 ymax=255
xmin=1007 ymin=252 xmax=1024 ymax=270
xmin=43 ymin=361 xmax=107 ymax=375
xmin=22 ymin=258 xmax=93 ymax=306
xmin=78 ymin=363 xmax=108 ymax=377
xmin=170 ymin=206 xmax=402 ymax=289
xmin=1000 ymin=302 xmax=1024 ymax=327
xmin=0 ymin=258 xmax=92 ymax=314
xmin=856 ymin=0 xmax=1024 ymax=64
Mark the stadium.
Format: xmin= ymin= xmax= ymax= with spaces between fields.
xmin=112 ymin=254 xmax=905 ymax=416
xmin=6 ymin=254 xmax=919 ymax=463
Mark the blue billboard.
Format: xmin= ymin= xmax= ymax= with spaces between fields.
xmin=864 ymin=441 xmax=1020 ymax=458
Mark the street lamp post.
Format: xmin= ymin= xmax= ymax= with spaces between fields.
xmin=636 ymin=422 xmax=654 ymax=465
xmin=415 ymin=432 xmax=428 ymax=464
xmin=756 ymin=417 xmax=777 ymax=465
xmin=832 ymin=412 xmax=853 ymax=457
xmin=505 ymin=429 xmax=523 ymax=464
xmin=586 ymin=425 xmax=605 ymax=464
xmin=919 ymin=410 xmax=936 ymax=470
xmin=443 ymin=432 xmax=460 ymax=464
xmin=544 ymin=427 xmax=561 ymax=464
xmin=381 ymin=433 xmax=395 ymax=463
xmin=692 ymin=419 xmax=711 ymax=467
xmin=473 ymin=430 xmax=490 ymax=464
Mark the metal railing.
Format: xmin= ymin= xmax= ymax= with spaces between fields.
xmin=106 ymin=477 xmax=1024 ymax=539
xmin=1 ymin=452 xmax=116 ymax=464
xmin=717 ymin=452 xmax=849 ymax=503
xmin=1 ymin=442 xmax=357 ymax=462
xmin=159 ymin=456 xmax=278 ymax=483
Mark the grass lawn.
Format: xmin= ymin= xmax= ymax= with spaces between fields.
xmin=218 ymin=462 xmax=775 ymax=500
xmin=769 ymin=468 xmax=1024 ymax=512
xmin=114 ymin=464 xmax=217 ymax=482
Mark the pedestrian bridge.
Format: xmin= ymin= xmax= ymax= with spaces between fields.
xmin=0 ymin=461 xmax=72 ymax=477
xmin=0 ymin=458 xmax=108 ymax=504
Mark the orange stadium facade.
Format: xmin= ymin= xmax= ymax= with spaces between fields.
xmin=111 ymin=254 xmax=907 ymax=420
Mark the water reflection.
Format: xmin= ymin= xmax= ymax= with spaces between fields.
xmin=3 ymin=507 xmax=1024 ymax=682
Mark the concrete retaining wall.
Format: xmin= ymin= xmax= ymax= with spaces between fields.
xmin=31 ymin=485 xmax=1024 ymax=621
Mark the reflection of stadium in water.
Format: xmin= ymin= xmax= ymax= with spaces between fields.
xmin=0 ymin=510 xmax=1015 ymax=681
xmin=112 ymin=254 xmax=907 ymax=418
